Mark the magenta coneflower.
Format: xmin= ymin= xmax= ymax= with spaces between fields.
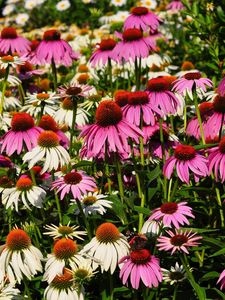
xmin=163 ymin=144 xmax=208 ymax=184
xmin=208 ymin=136 xmax=225 ymax=182
xmin=149 ymin=202 xmax=194 ymax=229
xmin=147 ymin=77 xmax=181 ymax=116
xmin=57 ymin=82 xmax=92 ymax=99
xmin=166 ymin=0 xmax=184 ymax=11
xmin=218 ymin=77 xmax=225 ymax=96
xmin=0 ymin=27 xmax=31 ymax=55
xmin=119 ymin=249 xmax=162 ymax=289
xmin=51 ymin=170 xmax=96 ymax=200
xmin=1 ymin=112 xmax=42 ymax=156
xmin=31 ymin=29 xmax=79 ymax=66
xmin=79 ymin=100 xmax=143 ymax=158
xmin=172 ymin=72 xmax=213 ymax=98
xmin=217 ymin=269 xmax=225 ymax=290
xmin=157 ymin=229 xmax=202 ymax=254
xmin=122 ymin=91 xmax=162 ymax=126
xmin=89 ymin=38 xmax=117 ymax=67
xmin=124 ymin=6 xmax=162 ymax=32
xmin=111 ymin=28 xmax=156 ymax=63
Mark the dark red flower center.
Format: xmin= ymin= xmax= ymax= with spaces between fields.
xmin=181 ymin=61 xmax=195 ymax=71
xmin=18 ymin=62 xmax=33 ymax=73
xmin=170 ymin=234 xmax=188 ymax=246
xmin=99 ymin=38 xmax=116 ymax=51
xmin=43 ymin=29 xmax=61 ymax=41
xmin=128 ymin=91 xmax=149 ymax=105
xmin=30 ymin=40 xmax=40 ymax=51
xmin=64 ymin=172 xmax=82 ymax=185
xmin=199 ymin=102 xmax=213 ymax=117
xmin=39 ymin=115 xmax=58 ymax=132
xmin=131 ymin=6 xmax=149 ymax=16
xmin=123 ymin=28 xmax=143 ymax=42
xmin=1 ymin=27 xmax=17 ymax=39
xmin=213 ymin=95 xmax=225 ymax=113
xmin=66 ymin=86 xmax=82 ymax=96
xmin=11 ymin=113 xmax=34 ymax=131
xmin=174 ymin=145 xmax=196 ymax=161
xmin=147 ymin=78 xmax=170 ymax=91
xmin=130 ymin=249 xmax=151 ymax=264
xmin=95 ymin=100 xmax=122 ymax=127
xmin=62 ymin=98 xmax=73 ymax=110
xmin=184 ymin=72 xmax=201 ymax=80
xmin=160 ymin=202 xmax=178 ymax=214
xmin=0 ymin=176 xmax=14 ymax=188
xmin=219 ymin=136 xmax=225 ymax=154
xmin=114 ymin=90 xmax=129 ymax=107
xmin=150 ymin=128 xmax=169 ymax=143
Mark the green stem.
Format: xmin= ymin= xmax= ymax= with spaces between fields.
xmin=76 ymin=199 xmax=92 ymax=240
xmin=219 ymin=113 xmax=224 ymax=140
xmin=170 ymin=178 xmax=178 ymax=202
xmin=215 ymin=185 xmax=224 ymax=227
xmin=139 ymin=112 xmax=145 ymax=166
xmin=69 ymin=98 xmax=78 ymax=155
xmin=8 ymin=208 xmax=12 ymax=231
xmin=172 ymin=284 xmax=179 ymax=300
xmin=51 ymin=59 xmax=57 ymax=91
xmin=170 ymin=115 xmax=175 ymax=134
xmin=159 ymin=118 xmax=167 ymax=201
xmin=135 ymin=58 xmax=141 ymax=90
xmin=18 ymin=83 xmax=26 ymax=107
xmin=51 ymin=172 xmax=62 ymax=223
xmin=23 ymin=277 xmax=32 ymax=300
xmin=108 ymin=58 xmax=113 ymax=96
xmin=105 ymin=162 xmax=112 ymax=194
xmin=0 ymin=66 xmax=10 ymax=115
xmin=136 ymin=172 xmax=145 ymax=232
xmin=193 ymin=92 xmax=205 ymax=144
xmin=115 ymin=158 xmax=124 ymax=203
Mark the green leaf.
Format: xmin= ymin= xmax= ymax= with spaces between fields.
xmin=210 ymin=248 xmax=225 ymax=257
xmin=213 ymin=288 xmax=225 ymax=300
xmin=109 ymin=195 xmax=128 ymax=224
xmin=133 ymin=206 xmax=150 ymax=215
xmin=200 ymin=271 xmax=219 ymax=282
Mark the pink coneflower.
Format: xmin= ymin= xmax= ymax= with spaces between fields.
xmin=149 ymin=202 xmax=194 ymax=229
xmin=186 ymin=102 xmax=214 ymax=140
xmin=208 ymin=136 xmax=225 ymax=182
xmin=172 ymin=72 xmax=213 ymax=98
xmin=89 ymin=38 xmax=117 ymax=67
xmin=1 ymin=112 xmax=42 ymax=156
xmin=218 ymin=77 xmax=225 ymax=96
xmin=147 ymin=77 xmax=181 ymax=116
xmin=217 ymin=269 xmax=225 ymax=290
xmin=119 ymin=249 xmax=162 ymax=289
xmin=31 ymin=29 xmax=79 ymax=66
xmin=157 ymin=229 xmax=202 ymax=254
xmin=166 ymin=0 xmax=184 ymax=12
xmin=52 ymin=170 xmax=96 ymax=200
xmin=124 ymin=7 xmax=162 ymax=32
xmin=114 ymin=90 xmax=130 ymax=107
xmin=163 ymin=144 xmax=208 ymax=184
xmin=0 ymin=27 xmax=31 ymax=55
xmin=17 ymin=61 xmax=45 ymax=80
xmin=111 ymin=28 xmax=156 ymax=63
xmin=79 ymin=100 xmax=143 ymax=158
xmin=122 ymin=91 xmax=162 ymax=126
xmin=57 ymin=82 xmax=92 ymax=99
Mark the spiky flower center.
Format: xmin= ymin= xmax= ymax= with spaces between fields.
xmin=114 ymin=90 xmax=129 ymax=107
xmin=54 ymin=238 xmax=77 ymax=260
xmin=170 ymin=234 xmax=188 ymax=246
xmin=128 ymin=91 xmax=149 ymax=105
xmin=51 ymin=268 xmax=73 ymax=290
xmin=99 ymin=38 xmax=116 ymax=51
xmin=83 ymin=196 xmax=97 ymax=206
xmin=123 ymin=28 xmax=143 ymax=42
xmin=0 ymin=176 xmax=14 ymax=188
xmin=11 ymin=112 xmax=34 ymax=131
xmin=151 ymin=129 xmax=169 ymax=143
xmin=66 ymin=87 xmax=82 ymax=96
xmin=6 ymin=229 xmax=31 ymax=251
xmin=95 ymin=100 xmax=122 ymax=127
xmin=130 ymin=249 xmax=151 ymax=264
xmin=184 ymin=72 xmax=201 ymax=80
xmin=219 ymin=136 xmax=225 ymax=154
xmin=4 ymin=90 xmax=12 ymax=97
xmin=39 ymin=115 xmax=58 ymax=132
xmin=181 ymin=61 xmax=195 ymax=71
xmin=96 ymin=223 xmax=120 ymax=243
xmin=77 ymin=74 xmax=89 ymax=84
xmin=64 ymin=172 xmax=82 ymax=185
xmin=147 ymin=78 xmax=170 ymax=91
xmin=1 ymin=55 xmax=14 ymax=63
xmin=78 ymin=64 xmax=89 ymax=73
xmin=58 ymin=226 xmax=74 ymax=235
xmin=199 ymin=102 xmax=213 ymax=116
xmin=62 ymin=97 xmax=73 ymax=110
xmin=131 ymin=6 xmax=149 ymax=15
xmin=16 ymin=177 xmax=33 ymax=191
xmin=74 ymin=269 xmax=89 ymax=280
xmin=160 ymin=202 xmax=178 ymax=214
xmin=18 ymin=62 xmax=33 ymax=73
xmin=30 ymin=40 xmax=40 ymax=51
xmin=36 ymin=93 xmax=50 ymax=100
xmin=174 ymin=145 xmax=196 ymax=161
xmin=43 ymin=29 xmax=61 ymax=41
xmin=1 ymin=27 xmax=17 ymax=39
xmin=213 ymin=95 xmax=225 ymax=113
xmin=38 ymin=131 xmax=59 ymax=148
xmin=169 ymin=271 xmax=185 ymax=281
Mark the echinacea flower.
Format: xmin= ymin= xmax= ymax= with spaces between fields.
xmin=0 ymin=278 xmax=20 ymax=299
xmin=73 ymin=191 xmax=112 ymax=216
xmin=149 ymin=202 xmax=194 ymax=229
xmin=57 ymin=83 xmax=92 ymax=99
xmin=122 ymin=91 xmax=162 ymax=126
xmin=208 ymin=136 xmax=225 ymax=182
xmin=72 ymin=258 xmax=97 ymax=284
xmin=44 ymin=223 xmax=86 ymax=240
xmin=166 ymin=0 xmax=184 ymax=12
xmin=157 ymin=229 xmax=202 ymax=254
xmin=119 ymin=249 xmax=162 ymax=289
xmin=0 ymin=55 xmax=26 ymax=69
xmin=1 ymin=112 xmax=43 ymax=156
xmin=0 ymin=90 xmax=21 ymax=110
xmin=16 ymin=61 xmax=45 ymax=80
xmin=147 ymin=77 xmax=181 ymax=116
xmin=89 ymin=38 xmax=117 ymax=67
xmin=0 ymin=228 xmax=43 ymax=284
xmin=81 ymin=222 xmax=130 ymax=274
xmin=79 ymin=100 xmax=143 ymax=159
xmin=111 ymin=28 xmax=156 ymax=63
xmin=124 ymin=6 xmax=161 ymax=32
xmin=43 ymin=238 xmax=84 ymax=283
xmin=30 ymin=29 xmax=79 ymax=66
xmin=217 ymin=269 xmax=225 ymax=290
xmin=0 ymin=67 xmax=21 ymax=86
xmin=141 ymin=219 xmax=161 ymax=235
xmin=23 ymin=130 xmax=70 ymax=174
xmin=52 ymin=170 xmax=96 ymax=201
xmin=2 ymin=175 xmax=46 ymax=211
xmin=163 ymin=144 xmax=208 ymax=184
xmin=162 ymin=262 xmax=187 ymax=285
xmin=0 ymin=27 xmax=31 ymax=55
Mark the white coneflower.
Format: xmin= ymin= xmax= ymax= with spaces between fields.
xmin=141 ymin=219 xmax=162 ymax=236
xmin=79 ymin=93 xmax=101 ymax=111
xmin=74 ymin=192 xmax=112 ymax=216
xmin=56 ymin=0 xmax=71 ymax=11
xmin=23 ymin=130 xmax=70 ymax=174
xmin=43 ymin=238 xmax=84 ymax=283
xmin=0 ymin=68 xmax=21 ymax=86
xmin=15 ymin=13 xmax=29 ymax=26
xmin=44 ymin=223 xmax=86 ymax=240
xmin=162 ymin=262 xmax=187 ymax=285
xmin=81 ymin=223 xmax=130 ymax=274
xmin=2 ymin=4 xmax=15 ymax=16
xmin=2 ymin=176 xmax=46 ymax=211
xmin=0 ymin=228 xmax=43 ymax=284
xmin=0 ymin=55 xmax=25 ymax=69
xmin=0 ymin=90 xmax=21 ymax=110
xmin=71 ymin=258 xmax=97 ymax=284
xmin=0 ymin=278 xmax=20 ymax=299
xmin=111 ymin=0 xmax=126 ymax=7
